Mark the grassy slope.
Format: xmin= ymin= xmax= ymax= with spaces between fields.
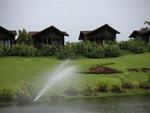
xmin=72 ymin=53 xmax=150 ymax=90
xmin=0 ymin=53 xmax=149 ymax=93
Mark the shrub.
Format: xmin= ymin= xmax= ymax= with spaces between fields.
xmin=0 ymin=45 xmax=10 ymax=56
xmin=56 ymin=42 xmax=79 ymax=59
xmin=119 ymin=39 xmax=145 ymax=54
xmin=119 ymin=41 xmax=130 ymax=50
xmin=83 ymin=41 xmax=107 ymax=58
xmin=16 ymin=81 xmax=34 ymax=104
xmin=0 ymin=88 xmax=14 ymax=103
xmin=73 ymin=41 xmax=85 ymax=55
xmin=147 ymin=43 xmax=150 ymax=52
xmin=111 ymin=85 xmax=124 ymax=93
xmin=86 ymin=47 xmax=105 ymax=58
xmin=139 ymin=81 xmax=150 ymax=89
xmin=82 ymin=41 xmax=104 ymax=58
xmin=56 ymin=41 xmax=121 ymax=59
xmin=130 ymin=46 xmax=145 ymax=54
xmin=86 ymin=65 xmax=122 ymax=74
xmin=39 ymin=44 xmax=59 ymax=56
xmin=10 ymin=44 xmax=36 ymax=56
xmin=80 ymin=84 xmax=98 ymax=96
xmin=63 ymin=85 xmax=78 ymax=96
xmin=120 ymin=78 xmax=134 ymax=89
xmin=80 ymin=84 xmax=93 ymax=96
xmin=0 ymin=45 xmax=5 ymax=56
xmin=139 ymin=76 xmax=150 ymax=89
xmin=95 ymin=82 xmax=108 ymax=92
xmin=103 ymin=44 xmax=121 ymax=57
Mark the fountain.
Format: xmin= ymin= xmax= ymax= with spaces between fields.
xmin=33 ymin=60 xmax=77 ymax=102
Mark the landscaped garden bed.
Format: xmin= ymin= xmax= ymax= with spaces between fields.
xmin=82 ymin=65 xmax=123 ymax=74
xmin=127 ymin=67 xmax=150 ymax=73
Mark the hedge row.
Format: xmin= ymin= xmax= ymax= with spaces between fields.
xmin=119 ymin=39 xmax=148 ymax=53
xmin=0 ymin=44 xmax=58 ymax=57
xmin=0 ymin=40 xmax=150 ymax=59
xmin=0 ymin=42 xmax=121 ymax=59
xmin=56 ymin=41 xmax=121 ymax=59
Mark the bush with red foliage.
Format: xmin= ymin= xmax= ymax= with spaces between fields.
xmin=127 ymin=67 xmax=150 ymax=73
xmin=83 ymin=65 xmax=122 ymax=74
xmin=127 ymin=68 xmax=140 ymax=72
xmin=141 ymin=68 xmax=150 ymax=73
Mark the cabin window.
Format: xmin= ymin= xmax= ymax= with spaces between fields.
xmin=0 ymin=41 xmax=4 ymax=46
xmin=0 ymin=40 xmax=10 ymax=47
xmin=5 ymin=40 xmax=11 ymax=47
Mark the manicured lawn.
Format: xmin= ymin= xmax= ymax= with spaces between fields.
xmin=0 ymin=53 xmax=150 ymax=93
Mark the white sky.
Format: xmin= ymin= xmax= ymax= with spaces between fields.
xmin=0 ymin=0 xmax=150 ymax=42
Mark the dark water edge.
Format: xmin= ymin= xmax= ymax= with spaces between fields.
xmin=0 ymin=94 xmax=150 ymax=113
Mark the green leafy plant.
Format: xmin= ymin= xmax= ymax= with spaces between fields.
xmin=119 ymin=41 xmax=130 ymax=50
xmin=119 ymin=39 xmax=145 ymax=54
xmin=10 ymin=44 xmax=36 ymax=56
xmin=56 ymin=42 xmax=79 ymax=59
xmin=0 ymin=88 xmax=14 ymax=103
xmin=39 ymin=44 xmax=59 ymax=56
xmin=0 ymin=44 xmax=5 ymax=56
xmin=111 ymin=85 xmax=124 ymax=93
xmin=139 ymin=75 xmax=150 ymax=89
xmin=147 ymin=43 xmax=150 ymax=52
xmin=82 ymin=41 xmax=104 ymax=58
xmin=80 ymin=84 xmax=97 ymax=96
xmin=103 ymin=44 xmax=121 ymax=57
xmin=17 ymin=29 xmax=32 ymax=45
xmin=63 ymin=85 xmax=78 ymax=96
xmin=120 ymin=78 xmax=134 ymax=89
xmin=16 ymin=81 xmax=34 ymax=104
xmin=95 ymin=82 xmax=108 ymax=92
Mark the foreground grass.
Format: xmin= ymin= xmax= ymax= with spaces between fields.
xmin=0 ymin=53 xmax=149 ymax=96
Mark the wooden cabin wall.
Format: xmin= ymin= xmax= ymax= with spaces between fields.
xmin=33 ymin=30 xmax=64 ymax=48
xmin=87 ymin=29 xmax=116 ymax=43
xmin=0 ymin=30 xmax=13 ymax=40
xmin=143 ymin=33 xmax=150 ymax=43
xmin=0 ymin=30 xmax=15 ymax=47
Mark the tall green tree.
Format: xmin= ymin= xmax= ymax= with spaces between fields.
xmin=144 ymin=21 xmax=150 ymax=26
xmin=17 ymin=29 xmax=32 ymax=45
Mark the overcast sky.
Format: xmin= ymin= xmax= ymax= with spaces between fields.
xmin=0 ymin=0 xmax=150 ymax=42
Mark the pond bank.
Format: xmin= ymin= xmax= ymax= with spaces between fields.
xmin=0 ymin=94 xmax=150 ymax=113
xmin=1 ymin=91 xmax=149 ymax=105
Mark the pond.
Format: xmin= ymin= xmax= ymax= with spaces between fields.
xmin=0 ymin=95 xmax=150 ymax=113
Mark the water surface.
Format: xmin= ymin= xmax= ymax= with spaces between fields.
xmin=0 ymin=95 xmax=150 ymax=113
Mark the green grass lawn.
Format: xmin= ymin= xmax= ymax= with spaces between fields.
xmin=0 ymin=53 xmax=150 ymax=94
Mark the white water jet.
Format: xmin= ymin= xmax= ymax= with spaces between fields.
xmin=33 ymin=60 xmax=77 ymax=102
